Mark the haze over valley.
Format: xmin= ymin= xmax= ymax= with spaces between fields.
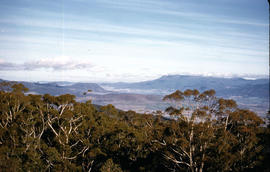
xmin=1 ymin=74 xmax=268 ymax=118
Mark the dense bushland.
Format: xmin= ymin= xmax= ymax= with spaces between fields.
xmin=0 ymin=82 xmax=269 ymax=171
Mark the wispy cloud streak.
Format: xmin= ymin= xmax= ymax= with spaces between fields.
xmin=97 ymin=0 xmax=268 ymax=27
xmin=0 ymin=58 xmax=94 ymax=71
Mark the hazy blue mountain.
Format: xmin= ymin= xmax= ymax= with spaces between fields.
xmin=98 ymin=75 xmax=269 ymax=116
xmin=28 ymin=82 xmax=107 ymax=96
xmin=221 ymin=83 xmax=269 ymax=98
xmin=0 ymin=79 xmax=107 ymax=96
xmin=101 ymin=75 xmax=269 ymax=98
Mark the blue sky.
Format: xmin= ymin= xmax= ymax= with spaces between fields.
xmin=0 ymin=0 xmax=268 ymax=82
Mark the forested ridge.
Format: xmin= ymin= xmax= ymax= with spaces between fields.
xmin=0 ymin=82 xmax=269 ymax=172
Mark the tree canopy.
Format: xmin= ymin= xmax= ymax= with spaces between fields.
xmin=0 ymin=82 xmax=269 ymax=171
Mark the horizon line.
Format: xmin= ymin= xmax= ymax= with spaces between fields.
xmin=0 ymin=73 xmax=269 ymax=84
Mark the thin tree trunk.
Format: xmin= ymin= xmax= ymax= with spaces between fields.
xmin=189 ymin=122 xmax=194 ymax=172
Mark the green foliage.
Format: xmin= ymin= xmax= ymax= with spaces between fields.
xmin=0 ymin=82 xmax=269 ymax=171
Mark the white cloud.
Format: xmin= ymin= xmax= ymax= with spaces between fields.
xmin=0 ymin=57 xmax=95 ymax=71
xmin=0 ymin=60 xmax=23 ymax=70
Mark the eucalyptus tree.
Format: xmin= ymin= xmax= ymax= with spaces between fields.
xmin=162 ymin=89 xmax=263 ymax=172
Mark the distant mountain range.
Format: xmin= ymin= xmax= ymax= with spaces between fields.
xmin=101 ymin=75 xmax=269 ymax=98
xmin=1 ymin=75 xmax=269 ymax=117
xmin=0 ymin=79 xmax=108 ymax=97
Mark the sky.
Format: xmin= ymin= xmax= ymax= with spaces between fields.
xmin=0 ymin=0 xmax=269 ymax=82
